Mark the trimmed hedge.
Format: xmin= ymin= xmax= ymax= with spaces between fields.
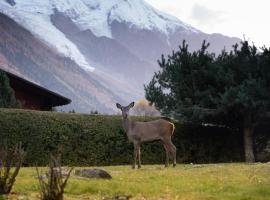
xmin=0 ymin=108 xmax=244 ymax=166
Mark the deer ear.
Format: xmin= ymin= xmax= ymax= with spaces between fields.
xmin=116 ymin=103 xmax=122 ymax=109
xmin=128 ymin=102 xmax=135 ymax=108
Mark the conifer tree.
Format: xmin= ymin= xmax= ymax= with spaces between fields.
xmin=145 ymin=40 xmax=270 ymax=162
xmin=0 ymin=71 xmax=20 ymax=108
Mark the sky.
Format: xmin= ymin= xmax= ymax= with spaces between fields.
xmin=145 ymin=0 xmax=270 ymax=47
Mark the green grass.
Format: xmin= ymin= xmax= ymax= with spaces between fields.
xmin=2 ymin=163 xmax=270 ymax=200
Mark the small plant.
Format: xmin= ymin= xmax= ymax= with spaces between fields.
xmin=90 ymin=110 xmax=99 ymax=115
xmin=36 ymin=153 xmax=73 ymax=200
xmin=0 ymin=142 xmax=25 ymax=194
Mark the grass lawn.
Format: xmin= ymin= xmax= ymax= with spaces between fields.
xmin=1 ymin=163 xmax=270 ymax=200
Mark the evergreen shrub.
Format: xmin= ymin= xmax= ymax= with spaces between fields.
xmin=0 ymin=108 xmax=244 ymax=166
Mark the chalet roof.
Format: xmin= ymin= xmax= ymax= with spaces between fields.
xmin=0 ymin=68 xmax=71 ymax=107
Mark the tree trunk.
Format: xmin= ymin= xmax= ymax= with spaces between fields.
xmin=243 ymin=127 xmax=255 ymax=163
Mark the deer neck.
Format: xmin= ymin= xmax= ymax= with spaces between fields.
xmin=123 ymin=117 xmax=132 ymax=134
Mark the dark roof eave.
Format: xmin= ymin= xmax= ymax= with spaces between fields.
xmin=0 ymin=68 xmax=72 ymax=106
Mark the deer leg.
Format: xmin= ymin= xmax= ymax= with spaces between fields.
xmin=161 ymin=140 xmax=169 ymax=167
xmin=133 ymin=142 xmax=138 ymax=169
xmin=164 ymin=139 xmax=176 ymax=167
xmin=137 ymin=144 xmax=141 ymax=169
xmin=133 ymin=142 xmax=141 ymax=169
xmin=168 ymin=140 xmax=177 ymax=167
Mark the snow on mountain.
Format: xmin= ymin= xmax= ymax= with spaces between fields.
xmin=70 ymin=0 xmax=199 ymax=37
xmin=0 ymin=0 xmax=94 ymax=71
xmin=52 ymin=0 xmax=199 ymax=38
xmin=0 ymin=0 xmax=198 ymax=72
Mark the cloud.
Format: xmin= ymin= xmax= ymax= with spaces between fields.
xmin=190 ymin=4 xmax=225 ymax=27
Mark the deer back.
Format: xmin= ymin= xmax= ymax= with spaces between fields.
xmin=129 ymin=119 xmax=173 ymax=142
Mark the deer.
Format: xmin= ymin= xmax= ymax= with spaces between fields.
xmin=116 ymin=102 xmax=176 ymax=169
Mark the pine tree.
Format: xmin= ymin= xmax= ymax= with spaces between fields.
xmin=145 ymin=40 xmax=217 ymax=119
xmin=145 ymin=40 xmax=270 ymax=162
xmin=0 ymin=71 xmax=20 ymax=108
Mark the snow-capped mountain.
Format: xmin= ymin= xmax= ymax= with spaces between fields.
xmin=0 ymin=0 xmax=199 ymax=71
xmin=0 ymin=0 xmax=240 ymax=112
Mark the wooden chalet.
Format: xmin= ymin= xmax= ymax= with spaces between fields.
xmin=0 ymin=68 xmax=71 ymax=111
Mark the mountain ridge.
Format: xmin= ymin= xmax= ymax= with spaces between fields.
xmin=0 ymin=0 xmax=241 ymax=112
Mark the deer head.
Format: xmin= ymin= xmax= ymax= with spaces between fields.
xmin=116 ymin=102 xmax=135 ymax=119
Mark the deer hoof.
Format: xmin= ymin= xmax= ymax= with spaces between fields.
xmin=173 ymin=163 xmax=176 ymax=168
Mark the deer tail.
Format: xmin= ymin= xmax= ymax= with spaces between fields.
xmin=169 ymin=122 xmax=175 ymax=136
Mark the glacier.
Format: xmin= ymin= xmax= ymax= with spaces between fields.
xmin=0 ymin=0 xmax=95 ymax=71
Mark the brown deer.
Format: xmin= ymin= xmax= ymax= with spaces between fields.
xmin=116 ymin=102 xmax=176 ymax=169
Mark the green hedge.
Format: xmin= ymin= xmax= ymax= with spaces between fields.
xmin=0 ymin=108 xmax=244 ymax=166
